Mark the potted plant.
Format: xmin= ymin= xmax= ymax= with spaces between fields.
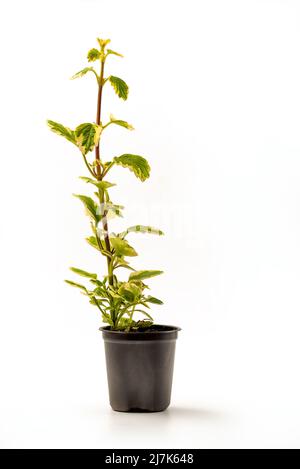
xmin=47 ymin=37 xmax=180 ymax=412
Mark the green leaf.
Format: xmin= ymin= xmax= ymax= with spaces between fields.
xmin=122 ymin=225 xmax=164 ymax=237
xmin=87 ymin=48 xmax=100 ymax=62
xmin=107 ymin=115 xmax=134 ymax=131
xmin=70 ymin=67 xmax=98 ymax=80
xmin=75 ymin=123 xmax=102 ymax=155
xmin=108 ymin=76 xmax=129 ymax=100
xmin=106 ymin=49 xmax=123 ymax=58
xmin=86 ymin=236 xmax=101 ymax=251
xmin=145 ymin=296 xmax=164 ymax=305
xmin=92 ymin=286 xmax=107 ymax=297
xmin=47 ymin=120 xmax=76 ymax=145
xmin=69 ymin=267 xmax=97 ymax=280
xmin=74 ymin=194 xmax=100 ymax=222
xmin=110 ymin=237 xmax=138 ymax=257
xmin=89 ymin=278 xmax=104 ymax=287
xmin=113 ymin=154 xmax=150 ymax=182
xmin=114 ymin=259 xmax=135 ymax=271
xmin=80 ymin=177 xmax=116 ymax=190
xmin=65 ymin=280 xmax=87 ymax=292
xmin=129 ymin=270 xmax=163 ymax=281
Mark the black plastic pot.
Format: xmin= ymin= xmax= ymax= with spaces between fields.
xmin=100 ymin=325 xmax=181 ymax=412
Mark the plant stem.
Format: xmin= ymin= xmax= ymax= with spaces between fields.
xmin=128 ymin=305 xmax=136 ymax=331
xmin=95 ymin=56 xmax=113 ymax=286
xmin=101 ymin=161 xmax=115 ymax=178
xmin=83 ymin=154 xmax=96 ymax=177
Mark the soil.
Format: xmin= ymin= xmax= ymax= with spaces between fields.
xmin=105 ymin=325 xmax=179 ymax=333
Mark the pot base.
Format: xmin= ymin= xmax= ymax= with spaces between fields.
xmin=111 ymin=406 xmax=169 ymax=413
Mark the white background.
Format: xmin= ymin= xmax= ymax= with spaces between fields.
xmin=0 ymin=0 xmax=300 ymax=449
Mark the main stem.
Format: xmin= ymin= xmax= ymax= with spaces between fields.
xmin=95 ymin=60 xmax=104 ymax=176
xmin=95 ymin=58 xmax=113 ymax=286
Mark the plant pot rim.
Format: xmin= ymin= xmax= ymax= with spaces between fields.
xmin=100 ymin=324 xmax=181 ymax=341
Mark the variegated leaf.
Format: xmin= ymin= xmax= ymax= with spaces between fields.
xmin=106 ymin=49 xmax=123 ymax=58
xmin=121 ymin=225 xmax=164 ymax=237
xmin=100 ymin=202 xmax=124 ymax=218
xmin=129 ymin=270 xmax=163 ymax=281
xmin=74 ymin=123 xmax=102 ymax=155
xmin=69 ymin=267 xmax=97 ymax=279
xmin=47 ymin=120 xmax=76 ymax=145
xmin=74 ymin=194 xmax=100 ymax=222
xmin=107 ymin=114 xmax=134 ymax=131
xmin=87 ymin=48 xmax=100 ymax=62
xmin=80 ymin=177 xmax=116 ymax=190
xmin=113 ymin=154 xmax=150 ymax=181
xmin=70 ymin=67 xmax=98 ymax=81
xmin=86 ymin=236 xmax=101 ymax=251
xmin=145 ymin=296 xmax=164 ymax=305
xmin=108 ymin=76 xmax=129 ymax=100
xmin=110 ymin=237 xmax=138 ymax=257
xmin=97 ymin=38 xmax=111 ymax=48
xmin=118 ymin=282 xmax=142 ymax=302
xmin=64 ymin=280 xmax=88 ymax=293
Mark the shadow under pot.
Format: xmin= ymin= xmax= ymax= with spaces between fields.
xmin=100 ymin=325 xmax=181 ymax=412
